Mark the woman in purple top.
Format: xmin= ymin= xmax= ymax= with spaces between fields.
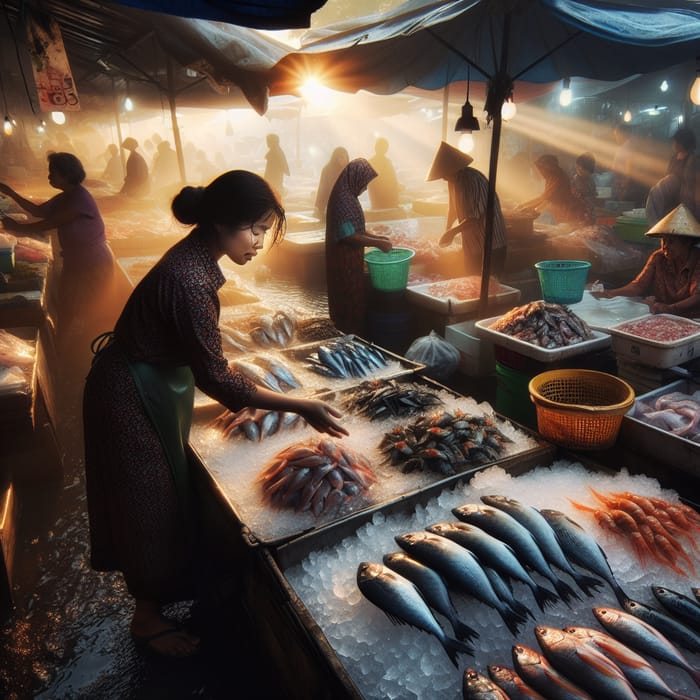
xmin=83 ymin=170 xmax=347 ymax=658
xmin=0 ymin=152 xmax=115 ymax=336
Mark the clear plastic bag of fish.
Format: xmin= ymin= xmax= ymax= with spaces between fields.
xmin=404 ymin=330 xmax=460 ymax=381
xmin=257 ymin=438 xmax=376 ymax=517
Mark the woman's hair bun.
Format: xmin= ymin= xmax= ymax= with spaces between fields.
xmin=171 ymin=186 xmax=206 ymax=225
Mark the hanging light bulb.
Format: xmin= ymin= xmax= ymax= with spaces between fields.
xmin=501 ymin=99 xmax=517 ymax=121
xmin=51 ymin=111 xmax=66 ymax=125
xmin=458 ymin=132 xmax=475 ymax=154
xmin=124 ymin=96 xmax=134 ymax=112
xmin=660 ymin=79 xmax=669 ymax=93
xmin=559 ymin=78 xmax=572 ymax=107
xmin=3 ymin=116 xmax=12 ymax=136
xmin=623 ymin=109 xmax=633 ymax=123
xmin=691 ymin=70 xmax=700 ymax=106
xmin=37 ymin=119 xmax=46 ymax=134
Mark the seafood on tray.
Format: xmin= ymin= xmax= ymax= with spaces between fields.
xmin=248 ymin=310 xmax=298 ymax=348
xmin=630 ymin=390 xmax=700 ymax=442
xmin=344 ymin=378 xmax=442 ymax=420
xmin=257 ymin=438 xmax=376 ymax=517
xmin=424 ymin=276 xmax=507 ymax=301
xmin=229 ymin=354 xmax=301 ymax=392
xmin=208 ymin=407 xmax=306 ymax=441
xmin=490 ymin=300 xmax=593 ymax=348
xmin=379 ymin=409 xmax=512 ymax=475
xmin=304 ymin=338 xmax=388 ymax=379
xmin=569 ymin=488 xmax=700 ymax=578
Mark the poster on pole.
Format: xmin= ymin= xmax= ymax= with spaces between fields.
xmin=26 ymin=14 xmax=80 ymax=113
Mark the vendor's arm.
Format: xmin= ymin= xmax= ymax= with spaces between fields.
xmin=649 ymin=294 xmax=700 ymax=317
xmin=344 ymin=231 xmax=392 ymax=252
xmin=1 ymin=194 xmax=79 ymax=235
xmin=0 ymin=183 xmax=46 ymax=217
xmin=593 ymin=250 xmax=658 ymax=300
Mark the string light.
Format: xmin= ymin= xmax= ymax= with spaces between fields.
xmin=124 ymin=96 xmax=134 ymax=112
xmin=3 ymin=116 xmax=12 ymax=136
xmin=623 ymin=109 xmax=632 ymax=123
xmin=51 ymin=111 xmax=66 ymax=125
xmin=458 ymin=132 xmax=475 ymax=154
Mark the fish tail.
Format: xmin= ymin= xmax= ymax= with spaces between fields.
xmin=574 ymin=572 xmax=605 ymax=597
xmin=689 ymin=667 xmax=700 ymax=691
xmin=501 ymin=603 xmax=528 ymax=636
xmin=443 ymin=636 xmax=474 ymax=667
xmin=553 ymin=578 xmax=581 ymax=607
xmin=533 ymin=583 xmax=561 ymax=611
xmin=452 ymin=619 xmax=480 ymax=644
xmin=511 ymin=598 xmax=536 ymax=622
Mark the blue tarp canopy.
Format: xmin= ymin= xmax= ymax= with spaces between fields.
xmin=269 ymin=0 xmax=700 ymax=94
xmin=109 ymin=0 xmax=326 ymax=29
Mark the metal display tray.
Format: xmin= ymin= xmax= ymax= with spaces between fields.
xmin=189 ymin=373 xmax=554 ymax=550
xmin=619 ymin=377 xmax=700 ymax=478
xmin=406 ymin=278 xmax=521 ymax=314
xmin=607 ymin=314 xmax=700 ymax=369
xmin=474 ymin=314 xmax=612 ymax=362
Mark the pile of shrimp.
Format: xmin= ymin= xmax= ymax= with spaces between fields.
xmin=570 ymin=489 xmax=700 ymax=577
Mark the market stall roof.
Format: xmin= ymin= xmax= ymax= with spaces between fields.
xmin=108 ymin=0 xmax=326 ymax=29
xmin=268 ymin=0 xmax=700 ymax=95
xmin=0 ymin=1 xmax=300 ymax=115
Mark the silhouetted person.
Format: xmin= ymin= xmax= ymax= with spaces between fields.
xmin=101 ymin=144 xmax=122 ymax=186
xmin=368 ymin=137 xmax=399 ymax=210
xmin=151 ymin=140 xmax=179 ymax=189
xmin=120 ymin=137 xmax=150 ymax=197
xmin=314 ymin=146 xmax=349 ymax=222
xmin=263 ymin=133 xmax=289 ymax=197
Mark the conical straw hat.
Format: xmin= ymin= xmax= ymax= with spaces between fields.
xmin=645 ymin=203 xmax=700 ymax=238
xmin=425 ymin=141 xmax=474 ymax=181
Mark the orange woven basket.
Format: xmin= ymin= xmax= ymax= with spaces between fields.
xmin=528 ymin=369 xmax=635 ymax=450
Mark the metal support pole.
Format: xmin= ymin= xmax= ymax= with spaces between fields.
xmin=167 ymin=57 xmax=186 ymax=184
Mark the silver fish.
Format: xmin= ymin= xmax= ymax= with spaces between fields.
xmin=462 ymin=668 xmax=510 ymax=699
xmin=453 ymin=504 xmax=579 ymax=606
xmin=481 ymin=495 xmax=603 ymax=597
xmin=487 ymin=664 xmax=546 ymax=700
xmin=539 ymin=508 xmax=629 ymax=606
xmin=230 ymin=359 xmax=283 ymax=392
xmin=254 ymin=355 xmax=301 ymax=389
xmin=395 ymin=531 xmax=527 ymax=636
xmin=220 ymin=330 xmax=250 ymax=354
xmin=624 ymin=598 xmax=700 ymax=654
xmin=534 ymin=626 xmax=637 ymax=700
xmin=653 ymin=586 xmax=700 ymax=634
xmin=382 ymin=551 xmax=478 ymax=644
xmin=259 ymin=409 xmax=280 ymax=438
xmin=356 ymin=561 xmax=472 ymax=668
xmin=426 ymin=521 xmax=559 ymax=612
xmin=512 ymin=644 xmax=593 ymax=700
xmin=565 ymin=625 xmax=698 ymax=700
xmin=593 ymin=605 xmax=700 ymax=689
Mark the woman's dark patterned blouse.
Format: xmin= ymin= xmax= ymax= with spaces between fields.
xmin=114 ymin=228 xmax=256 ymax=411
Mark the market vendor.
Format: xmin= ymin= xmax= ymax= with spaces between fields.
xmin=593 ymin=203 xmax=700 ymax=318
xmin=426 ymin=141 xmax=507 ymax=277
xmin=516 ymin=154 xmax=587 ymax=226
xmin=0 ymin=151 xmax=115 ymax=343
xmin=83 ymin=170 xmax=348 ymax=659
xmin=325 ymin=158 xmax=392 ymax=336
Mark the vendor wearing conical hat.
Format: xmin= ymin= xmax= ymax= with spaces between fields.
xmin=426 ymin=141 xmax=507 ymax=277
xmin=593 ymin=204 xmax=700 ymax=318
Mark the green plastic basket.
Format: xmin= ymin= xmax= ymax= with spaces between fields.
xmin=364 ymin=247 xmax=415 ymax=292
xmin=534 ymin=260 xmax=591 ymax=304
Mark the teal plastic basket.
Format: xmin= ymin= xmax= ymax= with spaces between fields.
xmin=364 ymin=248 xmax=415 ymax=292
xmin=535 ymin=260 xmax=591 ymax=304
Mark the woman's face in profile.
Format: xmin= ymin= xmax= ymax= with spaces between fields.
xmin=660 ymin=235 xmax=690 ymax=261
xmin=216 ymin=209 xmax=275 ymax=266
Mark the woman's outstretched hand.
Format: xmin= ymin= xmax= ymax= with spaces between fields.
xmin=299 ymin=399 xmax=348 ymax=438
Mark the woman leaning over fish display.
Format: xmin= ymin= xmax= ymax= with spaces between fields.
xmin=592 ymin=203 xmax=700 ymax=318
xmin=83 ymin=170 xmax=347 ymax=659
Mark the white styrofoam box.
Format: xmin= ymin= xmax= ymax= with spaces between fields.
xmin=475 ymin=315 xmax=611 ymax=363
xmin=406 ymin=277 xmax=521 ymax=314
xmin=445 ymin=320 xmax=495 ymax=376
xmin=608 ymin=314 xmax=700 ymax=369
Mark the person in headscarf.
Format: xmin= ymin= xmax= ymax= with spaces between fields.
xmin=325 ymin=158 xmax=392 ymax=336
xmin=314 ymin=146 xmax=349 ymax=222
xmin=518 ymin=154 xmax=586 ymax=226
xmin=593 ymin=204 xmax=700 ymax=317
xmin=368 ymin=137 xmax=400 ymax=210
xmin=120 ymin=137 xmax=150 ymax=197
xmin=263 ymin=133 xmax=289 ymax=197
xmin=426 ymin=141 xmax=507 ymax=277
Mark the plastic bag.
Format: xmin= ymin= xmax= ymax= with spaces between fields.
xmin=405 ymin=330 xmax=460 ymax=381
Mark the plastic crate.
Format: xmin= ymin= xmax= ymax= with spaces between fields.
xmin=534 ymin=260 xmax=591 ymax=304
